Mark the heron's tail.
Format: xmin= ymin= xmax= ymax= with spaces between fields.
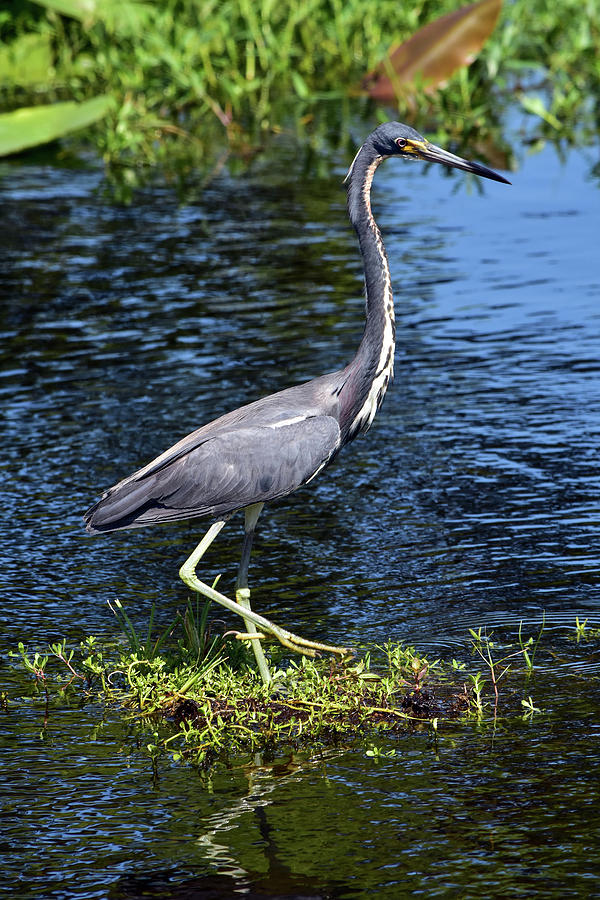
xmin=84 ymin=477 xmax=164 ymax=533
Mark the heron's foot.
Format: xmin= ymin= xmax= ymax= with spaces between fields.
xmin=235 ymin=587 xmax=350 ymax=657
xmin=278 ymin=631 xmax=352 ymax=658
xmin=180 ymin=562 xmax=351 ymax=661
xmin=234 ymin=631 xmax=267 ymax=641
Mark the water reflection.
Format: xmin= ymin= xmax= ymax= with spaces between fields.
xmin=1 ymin=138 xmax=599 ymax=898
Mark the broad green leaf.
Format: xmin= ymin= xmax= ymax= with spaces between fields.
xmin=0 ymin=32 xmax=53 ymax=86
xmin=30 ymin=0 xmax=154 ymax=34
xmin=0 ymin=95 xmax=113 ymax=157
xmin=32 ymin=0 xmax=97 ymax=21
xmin=365 ymin=0 xmax=503 ymax=102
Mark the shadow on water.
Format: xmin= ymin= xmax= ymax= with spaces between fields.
xmin=1 ymin=133 xmax=600 ymax=898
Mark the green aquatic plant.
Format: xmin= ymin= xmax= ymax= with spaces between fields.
xmin=365 ymin=744 xmax=398 ymax=760
xmin=518 ymin=614 xmax=545 ymax=671
xmin=14 ymin=642 xmax=51 ymax=730
xmin=521 ymin=695 xmax=542 ymax=720
xmin=11 ymin=598 xmax=580 ymax=771
xmin=575 ymin=616 xmax=589 ymax=641
xmin=468 ymin=671 xmax=486 ymax=719
xmin=468 ymin=622 xmax=546 ymax=720
xmin=572 ymin=616 xmax=600 ymax=643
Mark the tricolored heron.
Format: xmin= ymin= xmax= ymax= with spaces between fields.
xmin=85 ymin=122 xmax=509 ymax=684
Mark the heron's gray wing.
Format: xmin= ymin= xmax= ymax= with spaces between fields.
xmin=85 ymin=415 xmax=340 ymax=531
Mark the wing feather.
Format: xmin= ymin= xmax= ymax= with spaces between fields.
xmin=84 ymin=415 xmax=341 ymax=532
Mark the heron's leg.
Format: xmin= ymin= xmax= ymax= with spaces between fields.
xmin=235 ymin=503 xmax=271 ymax=685
xmin=179 ymin=521 xmax=351 ymax=663
xmin=237 ymin=504 xmax=263 ymax=593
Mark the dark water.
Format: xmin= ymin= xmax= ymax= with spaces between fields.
xmin=1 ymin=133 xmax=599 ymax=898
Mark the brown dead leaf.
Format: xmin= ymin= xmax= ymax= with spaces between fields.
xmin=364 ymin=0 xmax=503 ymax=103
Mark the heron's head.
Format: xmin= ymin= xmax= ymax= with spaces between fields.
xmin=366 ymin=121 xmax=510 ymax=185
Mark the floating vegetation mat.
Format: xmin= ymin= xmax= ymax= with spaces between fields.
xmin=7 ymin=602 xmax=600 ymax=770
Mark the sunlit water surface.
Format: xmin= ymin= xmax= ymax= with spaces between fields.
xmin=1 ymin=135 xmax=599 ymax=899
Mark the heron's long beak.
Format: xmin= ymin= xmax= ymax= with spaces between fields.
xmin=416 ymin=141 xmax=511 ymax=185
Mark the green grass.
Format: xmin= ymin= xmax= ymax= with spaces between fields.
xmin=1 ymin=0 xmax=600 ymax=182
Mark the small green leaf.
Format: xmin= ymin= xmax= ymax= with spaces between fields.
xmin=291 ymin=71 xmax=309 ymax=98
xmin=520 ymin=95 xmax=561 ymax=130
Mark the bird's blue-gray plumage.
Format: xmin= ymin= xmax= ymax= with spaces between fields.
xmin=85 ymin=375 xmax=345 ymax=530
xmin=84 ymin=122 xmax=508 ymax=536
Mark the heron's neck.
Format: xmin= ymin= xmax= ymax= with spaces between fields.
xmin=342 ymin=144 xmax=395 ymax=439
